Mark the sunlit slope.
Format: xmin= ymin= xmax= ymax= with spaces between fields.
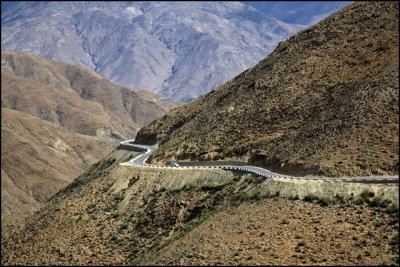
xmin=136 ymin=2 xmax=399 ymax=177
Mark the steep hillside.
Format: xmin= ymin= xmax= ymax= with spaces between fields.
xmin=135 ymin=2 xmax=399 ymax=177
xmin=1 ymin=52 xmax=177 ymax=139
xmin=1 ymin=1 xmax=302 ymax=99
xmin=1 ymin=52 xmax=177 ymax=214
xmin=1 ymin=108 xmax=114 ymax=215
xmin=1 ymin=148 xmax=398 ymax=265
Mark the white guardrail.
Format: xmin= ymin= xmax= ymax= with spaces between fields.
xmin=118 ymin=140 xmax=399 ymax=184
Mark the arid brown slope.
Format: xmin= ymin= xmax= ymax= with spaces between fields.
xmin=1 ymin=52 xmax=178 ymax=214
xmin=135 ymin=2 xmax=399 ymax=177
xmin=1 ymin=149 xmax=398 ymax=265
xmin=2 ymin=51 xmax=177 ymax=139
xmin=1 ymin=108 xmax=115 ymax=215
xmin=147 ymin=199 xmax=398 ymax=266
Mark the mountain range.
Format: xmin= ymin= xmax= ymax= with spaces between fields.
xmin=1 ymin=2 xmax=398 ymax=266
xmin=1 ymin=1 xmax=342 ymax=100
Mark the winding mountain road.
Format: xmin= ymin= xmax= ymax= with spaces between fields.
xmin=119 ymin=140 xmax=399 ymax=184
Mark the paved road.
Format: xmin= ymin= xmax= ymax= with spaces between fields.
xmin=119 ymin=140 xmax=399 ymax=184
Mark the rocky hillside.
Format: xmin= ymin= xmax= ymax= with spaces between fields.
xmin=1 ymin=1 xmax=302 ymax=100
xmin=135 ymin=1 xmax=399 ymax=177
xmin=1 ymin=148 xmax=398 ymax=265
xmin=1 ymin=51 xmax=177 ymax=214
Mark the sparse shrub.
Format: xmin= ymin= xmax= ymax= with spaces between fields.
xmin=100 ymin=186 xmax=109 ymax=193
xmin=92 ymin=161 xmax=101 ymax=168
xmin=162 ymin=237 xmax=174 ymax=248
xmin=377 ymin=198 xmax=391 ymax=208
xmin=365 ymin=230 xmax=374 ymax=237
xmin=128 ymin=176 xmax=139 ymax=187
xmin=297 ymin=240 xmax=306 ymax=246
xmin=199 ymin=183 xmax=225 ymax=192
xmin=233 ymin=176 xmax=241 ymax=182
xmin=369 ymin=197 xmax=384 ymax=208
xmin=184 ymin=183 xmax=197 ymax=191
xmin=303 ymin=194 xmax=319 ymax=202
xmin=390 ymin=233 xmax=399 ymax=246
xmin=354 ymin=198 xmax=365 ymax=205
xmin=243 ymin=176 xmax=253 ymax=184
xmin=234 ymin=191 xmax=250 ymax=202
xmin=129 ymin=235 xmax=139 ymax=246
xmin=334 ymin=194 xmax=346 ymax=203
xmin=289 ymin=195 xmax=300 ymax=201
xmin=109 ymin=232 xmax=119 ymax=241
xmin=253 ymin=176 xmax=264 ymax=184
xmin=252 ymin=190 xmax=262 ymax=200
xmin=360 ymin=189 xmax=375 ymax=201
xmin=114 ymin=192 xmax=125 ymax=202
xmin=99 ymin=230 xmax=106 ymax=239
xmin=318 ymin=197 xmax=332 ymax=207
xmin=281 ymin=218 xmax=289 ymax=225
xmin=312 ymin=218 xmax=321 ymax=223
xmin=169 ymin=183 xmax=197 ymax=193
xmin=87 ymin=203 xmax=96 ymax=209
xmin=106 ymin=158 xmax=116 ymax=167
xmin=386 ymin=204 xmax=399 ymax=215
xmin=120 ymin=223 xmax=129 ymax=230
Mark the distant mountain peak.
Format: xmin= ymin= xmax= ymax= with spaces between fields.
xmin=1 ymin=1 xmax=304 ymax=100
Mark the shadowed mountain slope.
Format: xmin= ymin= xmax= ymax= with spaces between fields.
xmin=135 ymin=1 xmax=399 ymax=177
